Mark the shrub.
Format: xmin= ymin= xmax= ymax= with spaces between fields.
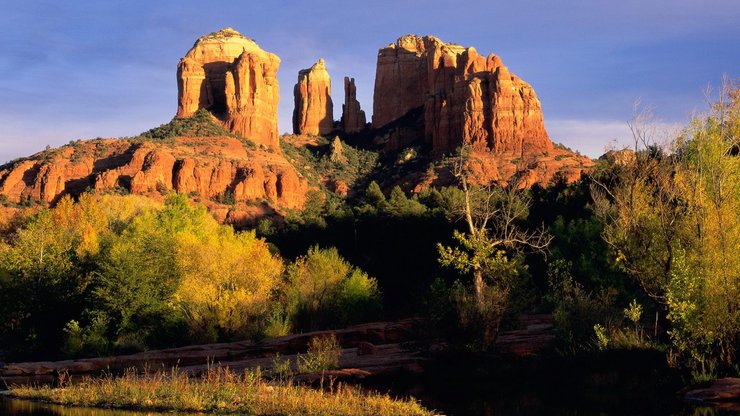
xmin=546 ymin=260 xmax=619 ymax=348
xmin=335 ymin=269 xmax=382 ymax=324
xmin=594 ymin=324 xmax=609 ymax=350
xmin=264 ymin=308 xmax=292 ymax=339
xmin=271 ymin=353 xmax=294 ymax=382
xmin=624 ymin=299 xmax=643 ymax=340
xmin=450 ymin=280 xmax=510 ymax=348
xmin=297 ymin=334 xmax=341 ymax=373
xmin=285 ymin=246 xmax=381 ymax=331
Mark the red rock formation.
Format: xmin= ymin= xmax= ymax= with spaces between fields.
xmin=0 ymin=137 xmax=309 ymax=222
xmin=373 ymin=35 xmax=552 ymax=157
xmin=372 ymin=36 xmax=431 ymax=128
xmin=177 ymin=28 xmax=281 ymax=150
xmin=130 ymin=150 xmax=176 ymax=194
xmin=341 ymin=77 xmax=366 ymax=133
xmin=293 ymin=59 xmax=334 ymax=135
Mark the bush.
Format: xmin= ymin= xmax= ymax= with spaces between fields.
xmin=271 ymin=353 xmax=294 ymax=382
xmin=285 ymin=246 xmax=381 ymax=331
xmin=297 ymin=334 xmax=341 ymax=373
xmin=264 ymin=308 xmax=292 ymax=339
xmin=335 ymin=269 xmax=382 ymax=324
xmin=546 ymin=260 xmax=619 ymax=348
xmin=450 ymin=280 xmax=510 ymax=349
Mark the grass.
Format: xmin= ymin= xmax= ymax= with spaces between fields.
xmin=8 ymin=365 xmax=435 ymax=416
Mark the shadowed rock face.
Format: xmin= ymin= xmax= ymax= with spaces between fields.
xmin=373 ymin=35 xmax=552 ymax=157
xmin=292 ymin=59 xmax=334 ymax=136
xmin=341 ymin=77 xmax=366 ymax=133
xmin=177 ymin=28 xmax=281 ymax=150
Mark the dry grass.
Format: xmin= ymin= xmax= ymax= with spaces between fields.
xmin=8 ymin=366 xmax=435 ymax=416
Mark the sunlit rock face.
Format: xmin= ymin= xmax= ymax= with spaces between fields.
xmin=341 ymin=77 xmax=366 ymax=133
xmin=292 ymin=59 xmax=334 ymax=136
xmin=0 ymin=137 xmax=309 ymax=225
xmin=177 ymin=28 xmax=281 ymax=150
xmin=373 ymin=35 xmax=552 ymax=157
xmin=373 ymin=34 xmax=594 ymax=188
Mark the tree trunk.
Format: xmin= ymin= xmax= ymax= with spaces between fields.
xmin=473 ymin=268 xmax=484 ymax=311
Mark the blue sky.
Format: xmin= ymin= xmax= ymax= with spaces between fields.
xmin=1 ymin=0 xmax=738 ymax=161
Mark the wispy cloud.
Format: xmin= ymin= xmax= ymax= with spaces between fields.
xmin=547 ymin=118 xmax=684 ymax=158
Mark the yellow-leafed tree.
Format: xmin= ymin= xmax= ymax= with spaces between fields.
xmin=175 ymin=228 xmax=283 ymax=342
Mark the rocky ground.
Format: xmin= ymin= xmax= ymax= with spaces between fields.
xmin=0 ymin=315 xmax=555 ymax=386
xmin=680 ymin=378 xmax=740 ymax=411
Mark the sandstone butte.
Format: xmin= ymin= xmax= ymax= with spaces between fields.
xmin=372 ymin=34 xmax=592 ymax=187
xmin=177 ymin=28 xmax=281 ymax=150
xmin=341 ymin=77 xmax=367 ymax=133
xmin=292 ymin=58 xmax=334 ymax=136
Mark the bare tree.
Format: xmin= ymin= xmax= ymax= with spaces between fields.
xmin=438 ymin=147 xmax=552 ymax=344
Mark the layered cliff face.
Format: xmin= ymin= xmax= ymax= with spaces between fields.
xmin=177 ymin=28 xmax=281 ymax=150
xmin=373 ymin=35 xmax=552 ymax=157
xmin=292 ymin=59 xmax=334 ymax=135
xmin=372 ymin=36 xmax=433 ymax=129
xmin=341 ymin=77 xmax=366 ymax=133
xmin=0 ymin=137 xmax=308 ymax=225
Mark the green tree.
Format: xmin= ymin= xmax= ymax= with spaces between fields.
xmin=438 ymin=148 xmax=551 ymax=345
xmin=93 ymin=194 xmax=205 ymax=348
xmin=0 ymin=195 xmax=109 ymax=358
xmin=175 ymin=228 xmax=283 ymax=342
xmin=593 ymin=81 xmax=740 ymax=371
xmin=386 ymin=186 xmax=427 ymax=217
xmin=364 ymin=181 xmax=386 ymax=208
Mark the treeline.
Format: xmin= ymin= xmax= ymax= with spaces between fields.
xmin=0 ymin=194 xmax=380 ymax=360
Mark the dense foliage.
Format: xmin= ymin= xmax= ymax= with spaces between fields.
xmin=593 ymin=83 xmax=739 ymax=376
xmin=0 ymin=194 xmax=380 ymax=360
